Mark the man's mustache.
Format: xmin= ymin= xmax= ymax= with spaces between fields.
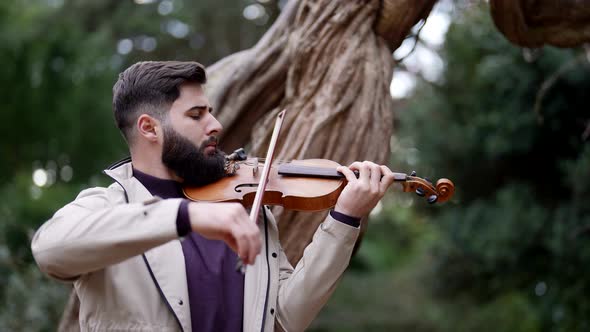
xmin=200 ymin=136 xmax=218 ymax=149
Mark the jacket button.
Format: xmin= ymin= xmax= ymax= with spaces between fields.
xmin=271 ymin=252 xmax=277 ymax=258
xmin=178 ymin=300 xmax=183 ymax=305
xmin=143 ymin=211 xmax=148 ymax=216
xmin=270 ymin=308 xmax=275 ymax=315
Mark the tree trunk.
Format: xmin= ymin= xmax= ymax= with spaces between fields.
xmin=206 ymin=0 xmax=436 ymax=264
xmin=490 ymin=0 xmax=590 ymax=48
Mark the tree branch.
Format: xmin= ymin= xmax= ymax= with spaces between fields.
xmin=533 ymin=52 xmax=588 ymax=124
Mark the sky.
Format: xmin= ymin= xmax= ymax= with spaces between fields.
xmin=390 ymin=1 xmax=453 ymax=99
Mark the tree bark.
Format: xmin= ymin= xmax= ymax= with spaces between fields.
xmin=206 ymin=0 xmax=436 ymax=264
xmin=490 ymin=0 xmax=590 ymax=48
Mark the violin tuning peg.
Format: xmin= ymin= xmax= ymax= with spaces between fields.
xmin=424 ymin=177 xmax=432 ymax=184
xmin=427 ymin=195 xmax=438 ymax=204
xmin=415 ymin=187 xmax=425 ymax=197
xmin=234 ymin=148 xmax=247 ymax=161
xmin=226 ymin=148 xmax=248 ymax=162
xmin=410 ymin=170 xmax=417 ymax=176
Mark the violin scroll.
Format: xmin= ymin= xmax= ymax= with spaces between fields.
xmin=403 ymin=171 xmax=455 ymax=204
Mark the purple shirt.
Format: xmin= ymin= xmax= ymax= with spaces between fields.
xmin=133 ymin=169 xmax=244 ymax=332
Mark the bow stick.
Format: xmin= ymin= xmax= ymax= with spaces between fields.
xmin=236 ymin=109 xmax=286 ymax=273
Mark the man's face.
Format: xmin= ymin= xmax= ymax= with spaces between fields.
xmin=161 ymin=82 xmax=226 ymax=186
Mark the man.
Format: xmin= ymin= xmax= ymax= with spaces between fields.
xmin=31 ymin=61 xmax=396 ymax=332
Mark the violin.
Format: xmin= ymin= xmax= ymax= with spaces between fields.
xmin=183 ymin=149 xmax=455 ymax=211
xmin=184 ymin=109 xmax=454 ymax=214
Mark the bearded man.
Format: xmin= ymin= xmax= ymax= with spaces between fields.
xmin=31 ymin=61 xmax=396 ymax=332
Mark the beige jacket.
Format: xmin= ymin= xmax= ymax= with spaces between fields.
xmin=31 ymin=160 xmax=359 ymax=332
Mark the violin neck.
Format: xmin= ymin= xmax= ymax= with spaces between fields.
xmin=277 ymin=164 xmax=407 ymax=181
xmin=278 ymin=164 xmax=342 ymax=179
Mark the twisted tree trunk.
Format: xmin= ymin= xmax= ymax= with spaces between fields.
xmin=207 ymin=0 xmax=435 ymax=264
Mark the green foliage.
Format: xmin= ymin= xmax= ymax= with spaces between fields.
xmin=392 ymin=4 xmax=590 ymax=331
xmin=0 ymin=265 xmax=68 ymax=332
xmin=313 ymin=199 xmax=542 ymax=331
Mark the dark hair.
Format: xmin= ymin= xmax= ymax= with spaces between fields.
xmin=112 ymin=61 xmax=207 ymax=141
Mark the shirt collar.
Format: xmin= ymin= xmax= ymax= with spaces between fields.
xmin=132 ymin=168 xmax=184 ymax=199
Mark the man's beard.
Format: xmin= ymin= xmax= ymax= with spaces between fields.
xmin=161 ymin=126 xmax=226 ymax=186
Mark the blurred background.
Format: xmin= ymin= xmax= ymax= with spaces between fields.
xmin=1 ymin=0 xmax=589 ymax=331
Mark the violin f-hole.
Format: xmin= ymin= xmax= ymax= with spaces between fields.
xmin=235 ymin=183 xmax=259 ymax=193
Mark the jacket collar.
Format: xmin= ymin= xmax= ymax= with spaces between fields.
xmin=102 ymin=157 xmax=153 ymax=204
xmin=103 ymin=156 xmax=133 ymax=182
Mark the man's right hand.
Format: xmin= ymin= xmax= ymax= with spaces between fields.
xmin=187 ymin=202 xmax=261 ymax=265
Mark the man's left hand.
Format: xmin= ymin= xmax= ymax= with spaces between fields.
xmin=335 ymin=161 xmax=396 ymax=218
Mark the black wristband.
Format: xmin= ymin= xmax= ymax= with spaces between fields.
xmin=176 ymin=199 xmax=192 ymax=237
xmin=329 ymin=210 xmax=361 ymax=228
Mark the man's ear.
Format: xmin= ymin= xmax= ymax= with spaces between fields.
xmin=136 ymin=114 xmax=161 ymax=142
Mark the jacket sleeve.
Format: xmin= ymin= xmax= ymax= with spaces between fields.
xmin=275 ymin=214 xmax=360 ymax=331
xmin=31 ymin=186 xmax=183 ymax=281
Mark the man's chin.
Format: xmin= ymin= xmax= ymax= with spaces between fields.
xmin=203 ymin=146 xmax=213 ymax=155
xmin=205 ymin=146 xmax=225 ymax=157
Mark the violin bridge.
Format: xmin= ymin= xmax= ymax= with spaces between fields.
xmin=252 ymin=158 xmax=259 ymax=177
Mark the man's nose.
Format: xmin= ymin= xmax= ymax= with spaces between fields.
xmin=207 ymin=114 xmax=223 ymax=135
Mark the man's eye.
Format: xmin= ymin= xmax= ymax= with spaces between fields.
xmin=190 ymin=115 xmax=201 ymax=120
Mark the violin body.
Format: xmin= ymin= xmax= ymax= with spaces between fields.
xmin=183 ymin=158 xmax=347 ymax=211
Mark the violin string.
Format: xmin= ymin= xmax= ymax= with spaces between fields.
xmin=238 ymin=158 xmax=288 ymax=164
